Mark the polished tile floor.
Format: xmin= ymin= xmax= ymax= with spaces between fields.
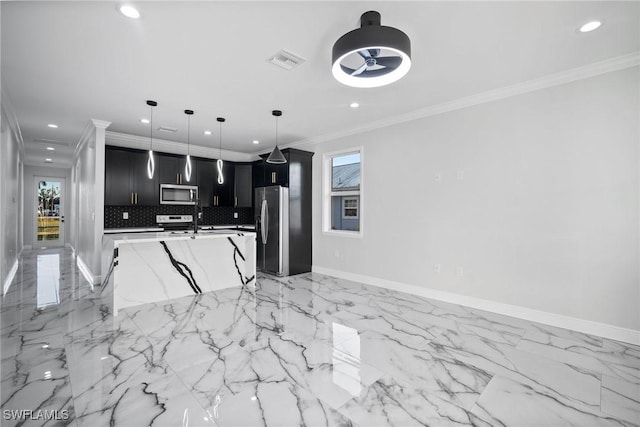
xmin=1 ymin=247 xmax=639 ymax=426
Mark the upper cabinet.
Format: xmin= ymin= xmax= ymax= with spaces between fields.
xmin=253 ymin=149 xmax=312 ymax=189
xmin=105 ymin=145 xmax=288 ymax=209
xmin=234 ymin=164 xmax=252 ymax=208
xmin=105 ymin=147 xmax=157 ymax=206
xmin=158 ymin=154 xmax=197 ymax=185
xmin=195 ymin=158 xmax=235 ymax=207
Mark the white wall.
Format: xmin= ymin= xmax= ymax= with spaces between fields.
xmin=0 ymin=107 xmax=23 ymax=289
xmin=71 ymin=119 xmax=109 ymax=283
xmin=22 ymin=165 xmax=71 ymax=247
xmin=310 ymin=67 xmax=640 ymax=333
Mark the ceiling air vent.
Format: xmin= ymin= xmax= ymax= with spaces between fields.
xmin=268 ymin=49 xmax=306 ymax=70
xmin=157 ymin=126 xmax=178 ymax=133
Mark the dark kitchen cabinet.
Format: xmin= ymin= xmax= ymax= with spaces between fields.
xmin=234 ymin=164 xmax=252 ymax=208
xmin=195 ymin=158 xmax=215 ymax=207
xmin=105 ymin=147 xmax=157 ymax=206
xmin=196 ymin=159 xmax=234 ymax=207
xmin=158 ymin=153 xmax=196 ymax=185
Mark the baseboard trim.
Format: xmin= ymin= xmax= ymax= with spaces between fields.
xmin=76 ymin=255 xmax=100 ymax=287
xmin=311 ymin=266 xmax=640 ymax=346
xmin=2 ymin=259 xmax=19 ymax=297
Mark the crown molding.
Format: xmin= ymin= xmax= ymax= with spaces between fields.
xmin=284 ymin=52 xmax=640 ymax=151
xmin=105 ymin=131 xmax=258 ymax=162
xmin=73 ymin=119 xmax=111 ymax=161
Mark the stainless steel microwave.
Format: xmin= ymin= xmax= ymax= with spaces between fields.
xmin=160 ymin=184 xmax=198 ymax=205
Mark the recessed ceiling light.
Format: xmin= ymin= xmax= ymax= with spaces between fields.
xmin=253 ymin=140 xmax=260 ymax=144
xmin=46 ymin=147 xmax=55 ymax=151
xmin=204 ymin=130 xmax=212 ymax=135
xmin=45 ymin=158 xmax=53 ymax=163
xmin=140 ymin=118 xmax=150 ymax=124
xmin=350 ymin=102 xmax=360 ymax=108
xmin=47 ymin=124 xmax=58 ymax=128
xmin=579 ymin=20 xmax=602 ymax=33
xmin=119 ymin=5 xmax=140 ymax=19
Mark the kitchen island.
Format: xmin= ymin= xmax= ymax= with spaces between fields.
xmin=102 ymin=230 xmax=256 ymax=315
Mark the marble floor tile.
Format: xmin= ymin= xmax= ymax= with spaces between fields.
xmin=469 ymin=375 xmax=632 ymax=427
xmin=2 ymin=247 xmax=640 ymax=426
xmin=601 ymin=375 xmax=640 ymax=425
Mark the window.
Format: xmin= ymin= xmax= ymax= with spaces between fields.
xmin=323 ymin=149 xmax=362 ymax=235
xmin=342 ymin=198 xmax=359 ymax=219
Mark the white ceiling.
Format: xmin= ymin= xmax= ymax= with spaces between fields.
xmin=2 ymin=1 xmax=638 ymax=167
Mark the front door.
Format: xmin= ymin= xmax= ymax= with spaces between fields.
xmin=34 ymin=177 xmax=65 ymax=247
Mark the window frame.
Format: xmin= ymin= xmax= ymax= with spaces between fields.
xmin=322 ymin=147 xmax=363 ymax=238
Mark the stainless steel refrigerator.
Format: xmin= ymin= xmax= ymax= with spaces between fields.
xmin=255 ymin=186 xmax=289 ymax=276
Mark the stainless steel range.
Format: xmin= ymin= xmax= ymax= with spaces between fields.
xmin=156 ymin=215 xmax=193 ymax=231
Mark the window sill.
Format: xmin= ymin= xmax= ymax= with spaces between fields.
xmin=322 ymin=230 xmax=363 ymax=239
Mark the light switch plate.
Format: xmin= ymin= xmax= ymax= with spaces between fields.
xmin=123 ymin=212 xmax=129 ymax=220
xmin=233 ymin=212 xmax=238 ymax=219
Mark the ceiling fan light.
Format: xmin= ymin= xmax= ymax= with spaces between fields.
xmin=332 ymin=11 xmax=411 ymax=88
xmin=267 ymin=146 xmax=287 ymax=164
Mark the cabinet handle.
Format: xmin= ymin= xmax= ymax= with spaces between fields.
xmin=234 ymin=196 xmax=237 ymax=207
xmin=271 ymin=171 xmax=276 ymax=183
xmin=130 ymin=193 xmax=134 ymax=204
xmin=135 ymin=193 xmax=138 ymax=204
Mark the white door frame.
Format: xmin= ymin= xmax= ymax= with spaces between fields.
xmin=34 ymin=176 xmax=66 ymax=248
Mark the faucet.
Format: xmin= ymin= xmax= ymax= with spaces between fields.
xmin=193 ymin=197 xmax=201 ymax=234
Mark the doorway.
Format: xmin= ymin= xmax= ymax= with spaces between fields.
xmin=34 ymin=177 xmax=65 ymax=247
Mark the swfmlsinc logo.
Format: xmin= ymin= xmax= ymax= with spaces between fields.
xmin=3 ymin=410 xmax=70 ymax=421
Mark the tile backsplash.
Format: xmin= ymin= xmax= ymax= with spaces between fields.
xmin=104 ymin=205 xmax=254 ymax=229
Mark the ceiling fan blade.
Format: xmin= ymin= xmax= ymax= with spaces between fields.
xmin=375 ymin=56 xmax=402 ymax=69
xmin=351 ymin=62 xmax=368 ymax=76
xmin=357 ymin=49 xmax=371 ymax=59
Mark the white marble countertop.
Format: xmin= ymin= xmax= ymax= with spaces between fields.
xmin=104 ymin=230 xmax=255 ymax=245
xmin=104 ymin=224 xmax=255 ymax=234
xmin=104 ymin=227 xmax=164 ymax=234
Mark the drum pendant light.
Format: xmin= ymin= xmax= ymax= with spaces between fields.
xmin=332 ymin=11 xmax=411 ymax=88
xmin=146 ymin=100 xmax=157 ymax=179
xmin=266 ymin=110 xmax=286 ymax=164
xmin=216 ymin=117 xmax=225 ymax=185
xmin=184 ymin=109 xmax=194 ymax=182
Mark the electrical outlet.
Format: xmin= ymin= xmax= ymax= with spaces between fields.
xmin=456 ymin=266 xmax=464 ymax=277
xmin=122 ymin=212 xmax=128 ymax=220
xmin=434 ymin=172 xmax=442 ymax=183
xmin=433 ymin=264 xmax=441 ymax=274
xmin=457 ymin=169 xmax=464 ymax=181
xmin=233 ymin=212 xmax=238 ymax=219
xmin=334 ymin=250 xmax=340 ymax=258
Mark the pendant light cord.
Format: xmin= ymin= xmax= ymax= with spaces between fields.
xmin=219 ymin=121 xmax=222 ymax=157
xmin=187 ymin=114 xmax=190 ymax=155
xmin=149 ymin=105 xmax=153 ymax=150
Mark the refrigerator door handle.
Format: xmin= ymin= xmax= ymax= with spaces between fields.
xmin=261 ymin=199 xmax=268 ymax=244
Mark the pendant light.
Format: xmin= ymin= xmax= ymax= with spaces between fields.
xmin=184 ymin=109 xmax=194 ymax=182
xmin=216 ymin=117 xmax=225 ymax=185
xmin=266 ymin=110 xmax=286 ymax=164
xmin=146 ymin=100 xmax=157 ymax=179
